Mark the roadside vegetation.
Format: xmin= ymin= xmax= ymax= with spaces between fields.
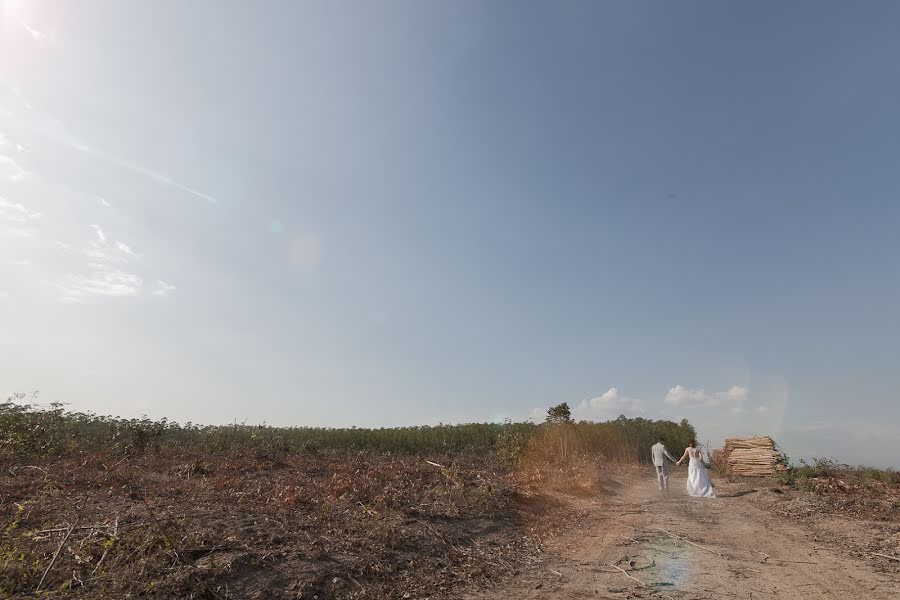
xmin=0 ymin=395 xmax=695 ymax=463
xmin=0 ymin=396 xmax=695 ymax=598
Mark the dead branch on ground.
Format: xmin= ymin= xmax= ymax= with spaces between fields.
xmin=608 ymin=563 xmax=647 ymax=587
xmin=653 ymin=526 xmax=724 ymax=557
xmin=36 ymin=517 xmax=80 ymax=591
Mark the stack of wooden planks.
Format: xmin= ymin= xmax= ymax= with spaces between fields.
xmin=723 ymin=436 xmax=784 ymax=476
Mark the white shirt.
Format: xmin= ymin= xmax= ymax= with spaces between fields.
xmin=651 ymin=442 xmax=676 ymax=467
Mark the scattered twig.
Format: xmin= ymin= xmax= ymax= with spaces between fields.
xmin=608 ymin=563 xmax=646 ymax=587
xmin=753 ymin=549 xmax=770 ymax=564
xmin=549 ymin=568 xmax=563 ymax=577
xmin=653 ymin=526 xmax=724 ymax=557
xmin=772 ymin=559 xmax=818 ymax=565
xmin=37 ymin=517 xmax=80 ymax=591
xmin=90 ymin=529 xmax=116 ymax=577
xmin=873 ymin=553 xmax=900 ymax=562
xmin=596 ymin=559 xmax=656 ymax=573
xmin=35 ymin=523 xmax=115 ymax=535
xmin=416 ymin=520 xmax=459 ymax=551
xmin=103 ymin=456 xmax=129 ymax=473
xmin=141 ymin=497 xmax=182 ymax=563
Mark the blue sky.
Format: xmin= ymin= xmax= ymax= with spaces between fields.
xmin=1 ymin=1 xmax=899 ymax=467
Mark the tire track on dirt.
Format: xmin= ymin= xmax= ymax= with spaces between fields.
xmin=482 ymin=468 xmax=899 ymax=599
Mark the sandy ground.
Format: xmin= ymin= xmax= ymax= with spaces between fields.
xmin=481 ymin=467 xmax=900 ymax=599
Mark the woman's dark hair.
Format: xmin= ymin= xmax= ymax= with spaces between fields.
xmin=689 ymin=439 xmax=697 ymax=448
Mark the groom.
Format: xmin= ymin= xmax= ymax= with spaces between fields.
xmin=651 ymin=437 xmax=678 ymax=491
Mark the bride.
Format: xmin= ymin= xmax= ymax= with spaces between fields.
xmin=675 ymin=440 xmax=716 ymax=498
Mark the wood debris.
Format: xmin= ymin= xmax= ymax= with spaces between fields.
xmin=722 ymin=437 xmax=785 ymax=477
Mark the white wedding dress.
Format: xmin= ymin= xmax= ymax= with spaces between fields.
xmin=686 ymin=447 xmax=716 ymax=498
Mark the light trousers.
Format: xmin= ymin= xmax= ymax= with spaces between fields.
xmin=655 ymin=464 xmax=668 ymax=490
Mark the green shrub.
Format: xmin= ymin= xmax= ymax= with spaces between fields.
xmin=0 ymin=396 xmax=696 ymax=464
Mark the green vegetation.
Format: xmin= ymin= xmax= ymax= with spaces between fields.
xmin=776 ymin=457 xmax=900 ymax=487
xmin=0 ymin=394 xmax=695 ymax=463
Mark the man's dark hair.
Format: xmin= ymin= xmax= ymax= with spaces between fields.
xmin=658 ymin=436 xmax=664 ymax=443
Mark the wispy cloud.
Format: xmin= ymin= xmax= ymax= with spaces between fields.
xmin=71 ymin=143 xmax=218 ymax=204
xmin=60 ymin=224 xmax=146 ymax=301
xmin=664 ymin=384 xmax=748 ymax=410
xmin=0 ymin=154 xmax=29 ymax=182
xmin=20 ymin=21 xmax=52 ymax=44
xmin=82 ymin=224 xmax=141 ymax=264
xmin=0 ymin=130 xmax=29 ymax=155
xmin=115 ymin=241 xmax=138 ymax=258
xmin=153 ymin=280 xmax=176 ymax=297
xmin=92 ymin=224 xmax=106 ymax=243
xmin=61 ymin=265 xmax=143 ymax=302
xmin=3 ymin=97 xmax=217 ymax=204
xmin=0 ymin=198 xmax=43 ymax=223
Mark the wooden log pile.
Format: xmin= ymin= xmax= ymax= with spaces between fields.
xmin=723 ymin=436 xmax=784 ymax=477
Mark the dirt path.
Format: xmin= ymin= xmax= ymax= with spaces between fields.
xmin=483 ymin=467 xmax=899 ymax=599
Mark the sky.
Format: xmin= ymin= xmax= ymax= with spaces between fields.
xmin=1 ymin=1 xmax=899 ymax=468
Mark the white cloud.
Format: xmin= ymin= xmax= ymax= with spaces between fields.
xmin=153 ymin=280 xmax=176 ymax=297
xmin=20 ymin=21 xmax=52 ymax=44
xmin=91 ymin=224 xmax=107 ymax=243
xmin=115 ymin=241 xmax=138 ymax=258
xmin=61 ymin=265 xmax=143 ymax=301
xmin=82 ymin=226 xmax=139 ymax=262
xmin=575 ymin=387 xmax=645 ymax=421
xmin=97 ymin=196 xmax=112 ymax=208
xmin=0 ymin=198 xmax=43 ymax=223
xmin=664 ymin=384 xmax=748 ymax=409
xmin=59 ymin=224 xmax=145 ymax=301
xmin=0 ymin=154 xmax=29 ymax=182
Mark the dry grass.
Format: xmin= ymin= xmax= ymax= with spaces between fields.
xmin=0 ymin=450 xmax=540 ymax=599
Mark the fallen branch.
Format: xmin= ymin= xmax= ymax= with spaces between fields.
xmin=873 ymin=553 xmax=900 ymax=563
xmin=772 ymin=559 xmax=818 ymax=565
xmin=653 ymin=527 xmax=724 ymax=557
xmin=608 ymin=563 xmax=646 ymax=587
xmin=424 ymin=460 xmax=461 ymax=487
xmin=35 ymin=524 xmax=114 ymax=535
xmin=89 ymin=517 xmax=118 ymax=577
xmin=596 ymin=559 xmax=656 ymax=573
xmin=36 ymin=517 xmax=80 ymax=591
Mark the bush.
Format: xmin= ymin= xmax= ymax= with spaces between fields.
xmin=0 ymin=396 xmax=696 ymax=464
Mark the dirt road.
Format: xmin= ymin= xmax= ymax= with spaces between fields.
xmin=485 ymin=467 xmax=899 ymax=599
